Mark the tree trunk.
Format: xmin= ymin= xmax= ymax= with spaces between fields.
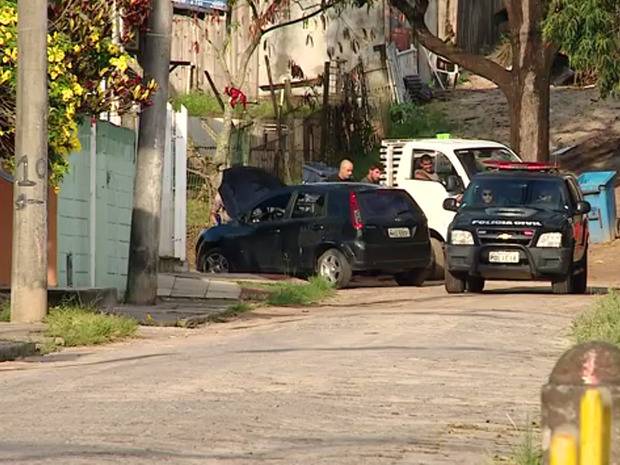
xmin=506 ymin=0 xmax=552 ymax=162
xmin=506 ymin=69 xmax=551 ymax=162
xmin=213 ymin=103 xmax=235 ymax=186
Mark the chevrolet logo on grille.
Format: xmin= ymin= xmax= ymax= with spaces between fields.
xmin=498 ymin=233 xmax=513 ymax=240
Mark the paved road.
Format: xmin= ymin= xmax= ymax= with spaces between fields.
xmin=0 ymin=282 xmax=599 ymax=464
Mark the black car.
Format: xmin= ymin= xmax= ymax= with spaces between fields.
xmin=197 ymin=170 xmax=432 ymax=288
xmin=442 ymin=168 xmax=591 ymax=294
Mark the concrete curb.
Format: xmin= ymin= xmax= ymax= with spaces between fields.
xmin=0 ymin=340 xmax=37 ymax=363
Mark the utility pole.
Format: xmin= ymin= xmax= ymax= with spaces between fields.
xmin=11 ymin=0 xmax=49 ymax=322
xmin=126 ymin=0 xmax=173 ymax=305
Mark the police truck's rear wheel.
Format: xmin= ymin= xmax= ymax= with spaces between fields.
xmin=444 ymin=268 xmax=466 ymax=294
xmin=467 ymin=277 xmax=485 ymax=293
xmin=429 ymin=238 xmax=445 ymax=281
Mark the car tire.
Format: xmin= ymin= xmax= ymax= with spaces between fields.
xmin=572 ymin=252 xmax=588 ymax=295
xmin=467 ymin=277 xmax=485 ymax=293
xmin=317 ymin=249 xmax=352 ymax=289
xmin=394 ymin=268 xmax=427 ymax=287
xmin=552 ymin=267 xmax=573 ymax=295
xmin=444 ymin=268 xmax=466 ymax=294
xmin=199 ymin=247 xmax=231 ymax=274
xmin=429 ymin=237 xmax=445 ymax=281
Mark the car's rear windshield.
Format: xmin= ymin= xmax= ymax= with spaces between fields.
xmin=461 ymin=177 xmax=569 ymax=212
xmin=357 ymin=190 xmax=422 ymax=220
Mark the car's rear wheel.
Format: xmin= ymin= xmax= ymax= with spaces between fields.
xmin=429 ymin=237 xmax=445 ymax=281
xmin=317 ymin=249 xmax=352 ymax=289
xmin=445 ymin=268 xmax=466 ymax=294
xmin=200 ymin=248 xmax=231 ymax=274
xmin=394 ymin=268 xmax=427 ymax=287
xmin=552 ymin=266 xmax=573 ymax=295
xmin=572 ymin=252 xmax=588 ymax=295
xmin=467 ymin=277 xmax=485 ymax=293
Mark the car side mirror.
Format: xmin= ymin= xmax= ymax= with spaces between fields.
xmin=575 ymin=200 xmax=591 ymax=215
xmin=443 ymin=198 xmax=458 ymax=212
xmin=446 ymin=175 xmax=463 ymax=194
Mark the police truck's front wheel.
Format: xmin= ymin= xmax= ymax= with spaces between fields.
xmin=444 ymin=268 xmax=466 ymax=294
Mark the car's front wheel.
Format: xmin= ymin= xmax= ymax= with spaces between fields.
xmin=199 ymin=248 xmax=231 ymax=274
xmin=317 ymin=249 xmax=352 ymax=289
xmin=394 ymin=269 xmax=427 ymax=287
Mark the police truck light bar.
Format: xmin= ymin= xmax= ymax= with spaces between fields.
xmin=483 ymin=161 xmax=559 ymax=172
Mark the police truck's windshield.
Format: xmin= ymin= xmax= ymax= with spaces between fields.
xmin=455 ymin=148 xmax=520 ymax=178
xmin=461 ymin=177 xmax=569 ymax=212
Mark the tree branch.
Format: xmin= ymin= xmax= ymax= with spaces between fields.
xmin=391 ymin=0 xmax=513 ymax=90
xmin=261 ymin=2 xmax=335 ymax=36
xmin=247 ymin=0 xmax=260 ymax=20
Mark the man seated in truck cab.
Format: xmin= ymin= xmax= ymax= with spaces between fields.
xmin=414 ymin=155 xmax=440 ymax=182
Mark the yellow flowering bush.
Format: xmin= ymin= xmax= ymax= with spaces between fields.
xmin=0 ymin=0 xmax=157 ymax=184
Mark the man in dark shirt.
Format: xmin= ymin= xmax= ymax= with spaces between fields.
xmin=360 ymin=164 xmax=383 ymax=184
xmin=327 ymin=159 xmax=354 ymax=182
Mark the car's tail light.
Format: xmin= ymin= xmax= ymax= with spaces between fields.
xmin=349 ymin=191 xmax=363 ymax=229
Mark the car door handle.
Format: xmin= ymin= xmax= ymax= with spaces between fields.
xmin=312 ymin=224 xmax=324 ymax=231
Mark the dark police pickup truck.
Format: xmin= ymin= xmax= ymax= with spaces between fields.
xmin=442 ymin=163 xmax=591 ymax=295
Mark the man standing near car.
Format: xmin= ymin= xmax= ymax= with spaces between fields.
xmin=327 ymin=159 xmax=354 ymax=182
xmin=360 ymin=164 xmax=383 ymax=185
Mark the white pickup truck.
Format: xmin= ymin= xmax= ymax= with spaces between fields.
xmin=380 ymin=138 xmax=522 ymax=279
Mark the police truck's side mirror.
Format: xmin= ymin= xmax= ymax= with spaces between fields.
xmin=443 ymin=198 xmax=458 ymax=212
xmin=575 ymin=201 xmax=591 ymax=215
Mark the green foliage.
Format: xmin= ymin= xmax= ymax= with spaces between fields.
xmin=172 ymin=91 xmax=222 ymax=117
xmin=171 ymin=90 xmax=318 ymax=120
xmin=387 ymin=103 xmax=454 ymax=139
xmin=572 ymin=289 xmax=620 ymax=344
xmin=543 ymin=0 xmax=620 ymax=97
xmin=45 ymin=305 xmax=138 ymax=347
xmin=267 ymin=277 xmax=335 ymax=306
xmin=0 ymin=300 xmax=9 ymax=322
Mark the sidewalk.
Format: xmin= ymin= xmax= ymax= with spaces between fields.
xmin=0 ymin=323 xmax=45 ymax=362
xmin=157 ymin=273 xmax=242 ymax=299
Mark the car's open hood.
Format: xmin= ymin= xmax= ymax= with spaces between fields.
xmin=219 ymin=166 xmax=284 ymax=218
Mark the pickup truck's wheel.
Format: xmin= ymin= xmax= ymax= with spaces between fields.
xmin=429 ymin=238 xmax=445 ymax=281
xmin=445 ymin=268 xmax=466 ymax=294
xmin=572 ymin=252 xmax=588 ymax=295
xmin=395 ymin=268 xmax=427 ymax=287
xmin=552 ymin=265 xmax=573 ymax=295
xmin=317 ymin=249 xmax=352 ymax=289
xmin=467 ymin=277 xmax=485 ymax=293
xmin=199 ymin=248 xmax=230 ymax=274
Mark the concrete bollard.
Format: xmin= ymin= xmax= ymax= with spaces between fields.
xmin=542 ymin=341 xmax=620 ymax=465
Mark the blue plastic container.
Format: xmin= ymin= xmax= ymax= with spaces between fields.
xmin=577 ymin=171 xmax=617 ymax=243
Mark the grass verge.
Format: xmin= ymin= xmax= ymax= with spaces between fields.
xmin=266 ymin=276 xmax=335 ymax=307
xmin=45 ymin=305 xmax=138 ymax=347
xmin=492 ymin=419 xmax=542 ymax=465
xmin=572 ymin=289 xmax=620 ymax=344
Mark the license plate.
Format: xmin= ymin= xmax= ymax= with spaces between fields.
xmin=489 ymin=250 xmax=520 ymax=263
xmin=388 ymin=227 xmax=411 ymax=238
